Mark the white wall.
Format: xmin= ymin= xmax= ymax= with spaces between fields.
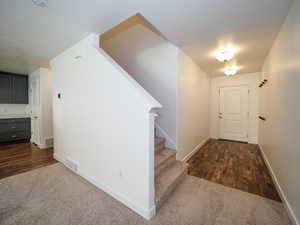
xmin=210 ymin=72 xmax=260 ymax=144
xmin=177 ymin=50 xmax=210 ymax=161
xmin=259 ymin=1 xmax=300 ymax=224
xmin=50 ymin=34 xmax=161 ymax=219
xmin=101 ymin=24 xmax=178 ymax=149
xmin=39 ymin=68 xmax=53 ymax=147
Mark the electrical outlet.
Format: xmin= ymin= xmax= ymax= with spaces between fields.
xmin=118 ymin=169 xmax=123 ymax=178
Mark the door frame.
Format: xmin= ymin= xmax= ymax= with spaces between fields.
xmin=29 ymin=74 xmax=41 ymax=146
xmin=217 ymin=84 xmax=250 ymax=142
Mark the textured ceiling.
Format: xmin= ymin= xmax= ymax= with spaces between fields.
xmin=0 ymin=0 xmax=292 ymax=75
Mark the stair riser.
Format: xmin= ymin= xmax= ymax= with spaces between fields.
xmin=155 ymin=155 xmax=176 ymax=177
xmin=156 ymin=168 xmax=187 ymax=210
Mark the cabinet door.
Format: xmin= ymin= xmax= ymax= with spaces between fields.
xmin=0 ymin=74 xmax=11 ymax=103
xmin=12 ymin=75 xmax=28 ymax=104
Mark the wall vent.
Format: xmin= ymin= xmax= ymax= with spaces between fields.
xmin=45 ymin=138 xmax=53 ymax=147
xmin=65 ymin=158 xmax=78 ymax=172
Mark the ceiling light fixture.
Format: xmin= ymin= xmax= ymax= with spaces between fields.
xmin=215 ymin=46 xmax=236 ymax=62
xmin=32 ymin=0 xmax=48 ymax=7
xmin=224 ymin=66 xmax=238 ymax=76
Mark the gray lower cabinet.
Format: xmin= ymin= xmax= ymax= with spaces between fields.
xmin=0 ymin=118 xmax=31 ymax=143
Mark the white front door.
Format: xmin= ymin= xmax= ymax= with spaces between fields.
xmin=219 ymin=85 xmax=249 ymax=142
xmin=30 ymin=76 xmax=40 ymax=145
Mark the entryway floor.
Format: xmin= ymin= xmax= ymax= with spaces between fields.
xmin=0 ymin=142 xmax=57 ymax=179
xmin=187 ymin=139 xmax=282 ymax=202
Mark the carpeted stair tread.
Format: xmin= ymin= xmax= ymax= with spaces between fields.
xmin=155 ymin=149 xmax=176 ymax=168
xmin=155 ymin=137 xmax=165 ymax=151
xmin=155 ymin=161 xmax=187 ymax=209
xmin=155 ymin=137 xmax=165 ymax=145
xmin=155 ymin=149 xmax=177 ymax=176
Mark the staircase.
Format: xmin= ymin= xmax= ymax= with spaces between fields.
xmin=154 ymin=136 xmax=188 ymax=210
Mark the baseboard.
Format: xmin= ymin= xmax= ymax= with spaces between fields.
xmin=53 ymin=152 xmax=64 ymax=163
xmin=37 ymin=143 xmax=53 ymax=149
xmin=248 ymin=136 xmax=258 ymax=144
xmin=30 ymin=139 xmax=42 ymax=148
xmin=181 ymin=137 xmax=210 ymax=162
xmin=155 ymin=123 xmax=176 ymax=149
xmin=32 ymin=136 xmax=54 ymax=149
xmin=259 ymin=144 xmax=299 ymax=225
xmin=53 ymin=153 xmax=155 ymax=220
xmin=77 ymin=170 xmax=156 ymax=220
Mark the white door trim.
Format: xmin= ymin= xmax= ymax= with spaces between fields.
xmin=29 ymin=74 xmax=41 ymax=146
xmin=218 ymin=84 xmax=250 ymax=142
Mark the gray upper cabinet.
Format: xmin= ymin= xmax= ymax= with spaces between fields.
xmin=0 ymin=74 xmax=11 ymax=103
xmin=0 ymin=72 xmax=28 ymax=104
xmin=12 ymin=75 xmax=28 ymax=104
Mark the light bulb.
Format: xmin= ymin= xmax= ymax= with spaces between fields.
xmin=215 ymin=46 xmax=236 ymax=62
xmin=224 ymin=66 xmax=238 ymax=76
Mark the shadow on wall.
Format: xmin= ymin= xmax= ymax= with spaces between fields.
xmin=100 ymin=13 xmax=178 ymax=149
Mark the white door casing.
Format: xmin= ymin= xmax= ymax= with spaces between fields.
xmin=30 ymin=75 xmax=40 ymax=145
xmin=219 ymin=85 xmax=249 ymax=142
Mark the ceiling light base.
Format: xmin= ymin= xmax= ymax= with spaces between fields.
xmin=224 ymin=66 xmax=238 ymax=76
xmin=32 ymin=0 xmax=48 ymax=7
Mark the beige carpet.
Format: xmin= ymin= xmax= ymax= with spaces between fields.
xmin=0 ymin=163 xmax=291 ymax=225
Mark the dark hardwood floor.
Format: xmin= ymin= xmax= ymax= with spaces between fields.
xmin=0 ymin=142 xmax=57 ymax=180
xmin=187 ymin=139 xmax=282 ymax=202
xmin=0 ymin=139 xmax=281 ymax=202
